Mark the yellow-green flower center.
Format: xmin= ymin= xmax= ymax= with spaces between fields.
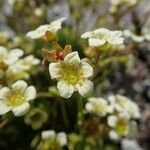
xmin=93 ymin=32 xmax=104 ymax=38
xmin=93 ymin=103 xmax=108 ymax=113
xmin=117 ymin=99 xmax=127 ymax=108
xmin=38 ymin=139 xmax=61 ymax=150
xmin=7 ymin=91 xmax=25 ymax=107
xmin=60 ymin=63 xmax=82 ymax=85
xmin=115 ymin=119 xmax=129 ymax=136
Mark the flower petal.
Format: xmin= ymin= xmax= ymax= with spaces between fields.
xmin=109 ymin=130 xmax=119 ymax=140
xmin=25 ymin=86 xmax=37 ymax=101
xmin=64 ymin=51 xmax=81 ymax=66
xmin=0 ymin=100 xmax=11 ymax=115
xmin=85 ymin=103 xmax=94 ymax=112
xmin=127 ymin=121 xmax=138 ymax=139
xmin=50 ymin=17 xmax=66 ymax=32
xmin=9 ymin=49 xmax=24 ymax=57
xmin=107 ymin=95 xmax=116 ymax=104
xmin=81 ymin=61 xmax=93 ymax=78
xmin=0 ymin=46 xmax=7 ymax=56
xmin=77 ymin=80 xmax=94 ymax=97
xmin=12 ymin=102 xmax=30 ymax=116
xmin=57 ymin=132 xmax=67 ymax=146
xmin=57 ymin=80 xmax=74 ymax=98
xmin=11 ymin=80 xmax=27 ymax=91
xmin=27 ymin=17 xmax=65 ymax=39
xmin=121 ymin=139 xmax=142 ymax=150
xmin=144 ymin=34 xmax=150 ymax=41
xmin=26 ymin=30 xmax=40 ymax=39
xmin=5 ymin=49 xmax=24 ymax=65
xmin=132 ymin=35 xmax=144 ymax=42
xmin=49 ymin=63 xmax=61 ymax=79
xmin=26 ymin=24 xmax=49 ymax=39
xmin=112 ymin=30 xmax=123 ymax=38
xmin=81 ymin=31 xmax=93 ymax=39
xmin=23 ymin=55 xmax=40 ymax=65
xmin=112 ymin=37 xmax=124 ymax=45
xmin=107 ymin=115 xmax=118 ymax=127
xmin=0 ymin=87 xmax=10 ymax=100
xmin=41 ymin=130 xmax=56 ymax=140
xmin=94 ymin=28 xmax=109 ymax=34
xmin=89 ymin=38 xmax=106 ymax=46
xmin=123 ymin=29 xmax=133 ymax=37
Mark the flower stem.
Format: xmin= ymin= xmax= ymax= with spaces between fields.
xmin=0 ymin=114 xmax=13 ymax=129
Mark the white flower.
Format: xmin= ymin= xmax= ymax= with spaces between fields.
xmin=81 ymin=28 xmax=124 ymax=48
xmin=6 ymin=64 xmax=30 ymax=85
xmin=26 ymin=17 xmax=66 ymax=39
xmin=41 ymin=130 xmax=67 ymax=146
xmin=49 ymin=51 xmax=94 ymax=98
xmin=0 ymin=46 xmax=23 ymax=65
xmin=85 ymin=97 xmax=113 ymax=116
xmin=16 ymin=55 xmax=40 ymax=70
xmin=108 ymin=114 xmax=136 ymax=140
xmin=123 ymin=28 xmax=150 ymax=43
xmin=108 ymin=94 xmax=140 ymax=119
xmin=0 ymin=80 xmax=36 ymax=116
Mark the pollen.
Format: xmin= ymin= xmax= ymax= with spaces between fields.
xmin=115 ymin=119 xmax=129 ymax=136
xmin=7 ymin=91 xmax=25 ymax=107
xmin=60 ymin=63 xmax=82 ymax=85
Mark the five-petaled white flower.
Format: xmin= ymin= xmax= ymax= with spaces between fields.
xmin=85 ymin=97 xmax=113 ymax=116
xmin=108 ymin=114 xmax=137 ymax=140
xmin=0 ymin=80 xmax=36 ymax=116
xmin=49 ymin=51 xmax=94 ymax=98
xmin=81 ymin=28 xmax=124 ymax=48
xmin=0 ymin=46 xmax=23 ymax=65
xmin=26 ymin=17 xmax=65 ymax=39
xmin=108 ymin=94 xmax=140 ymax=119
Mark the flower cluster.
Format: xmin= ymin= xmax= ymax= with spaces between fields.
xmin=85 ymin=94 xmax=140 ymax=140
xmin=27 ymin=17 xmax=94 ymax=99
xmin=0 ymin=14 xmax=143 ymax=149
xmin=0 ymin=0 xmax=148 ymax=147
